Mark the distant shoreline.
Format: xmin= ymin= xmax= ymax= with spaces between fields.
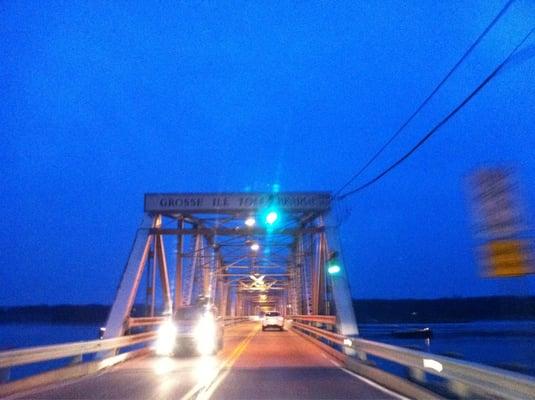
xmin=1 ymin=296 xmax=534 ymax=324
xmin=353 ymin=296 xmax=535 ymax=323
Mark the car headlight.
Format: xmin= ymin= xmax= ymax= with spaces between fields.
xmin=155 ymin=320 xmax=177 ymax=356
xmin=194 ymin=314 xmax=217 ymax=355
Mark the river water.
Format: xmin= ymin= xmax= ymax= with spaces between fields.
xmin=359 ymin=320 xmax=535 ymax=376
xmin=1 ymin=323 xmax=101 ymax=380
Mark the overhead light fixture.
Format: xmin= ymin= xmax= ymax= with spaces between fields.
xmin=250 ymin=243 xmax=260 ymax=251
xmin=245 ymin=217 xmax=256 ymax=227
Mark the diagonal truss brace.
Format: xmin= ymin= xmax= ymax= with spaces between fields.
xmin=100 ymin=213 xmax=173 ymax=358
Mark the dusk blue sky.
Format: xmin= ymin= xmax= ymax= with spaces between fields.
xmin=1 ymin=1 xmax=534 ymax=306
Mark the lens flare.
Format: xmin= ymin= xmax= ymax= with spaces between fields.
xmin=194 ymin=313 xmax=217 ymax=355
xmin=155 ymin=320 xmax=177 ymax=356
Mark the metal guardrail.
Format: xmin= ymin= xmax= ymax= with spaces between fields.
xmin=290 ymin=315 xmax=535 ymax=400
xmin=347 ymin=336 xmax=535 ymax=400
xmin=0 ymin=331 xmax=158 ymax=397
xmin=291 ymin=320 xmax=345 ymax=345
xmin=0 ymin=314 xmax=248 ymax=397
xmin=128 ymin=315 xmax=250 ymax=329
xmin=0 ymin=331 xmax=157 ymax=370
xmin=1 ymin=315 xmax=248 ymax=378
xmin=222 ymin=316 xmax=250 ymax=326
xmin=291 ymin=315 xmax=336 ymax=325
xmin=127 ymin=316 xmax=167 ymax=328
xmin=4 ymin=314 xmax=533 ymax=399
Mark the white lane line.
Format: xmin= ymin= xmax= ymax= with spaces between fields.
xmin=328 ymin=359 xmax=342 ymax=367
xmin=336 ymin=364 xmax=410 ymax=400
xmin=325 ymin=354 xmax=408 ymax=399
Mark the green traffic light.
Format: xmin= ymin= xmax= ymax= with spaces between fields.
xmin=328 ymin=264 xmax=341 ymax=274
xmin=265 ymin=211 xmax=279 ymax=225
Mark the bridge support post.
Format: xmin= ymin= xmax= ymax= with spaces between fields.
xmin=408 ymin=367 xmax=426 ymax=384
xmin=174 ymin=217 xmax=184 ymax=309
xmin=202 ymin=238 xmax=211 ymax=298
xmin=324 ymin=212 xmax=360 ymax=356
xmin=155 ymin=232 xmax=172 ymax=312
xmin=70 ymin=354 xmax=83 ymax=365
xmin=150 ymin=241 xmax=157 ymax=316
xmin=99 ymin=214 xmax=157 ymax=355
xmin=447 ymin=380 xmax=470 ymax=398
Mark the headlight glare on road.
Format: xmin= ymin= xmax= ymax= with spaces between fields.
xmin=194 ymin=314 xmax=217 ymax=355
xmin=155 ymin=320 xmax=177 ymax=356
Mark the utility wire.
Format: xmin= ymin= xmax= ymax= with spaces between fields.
xmin=334 ymin=0 xmax=517 ymax=197
xmin=337 ymin=26 xmax=534 ymax=200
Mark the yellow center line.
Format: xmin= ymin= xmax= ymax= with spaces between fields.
xmin=196 ymin=324 xmax=259 ymax=400
xmin=180 ymin=323 xmax=260 ymax=400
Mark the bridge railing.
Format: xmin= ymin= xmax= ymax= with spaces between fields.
xmin=127 ymin=315 xmax=250 ymax=329
xmin=127 ymin=316 xmax=167 ymax=328
xmin=291 ymin=315 xmax=337 ymax=325
xmin=290 ymin=315 xmax=535 ymax=400
xmin=0 ymin=314 xmax=251 ymax=397
xmin=345 ymin=336 xmax=535 ymax=400
xmin=222 ymin=316 xmax=250 ymax=326
xmin=0 ymin=332 xmax=157 ymax=370
xmin=0 ymin=331 xmax=157 ymax=397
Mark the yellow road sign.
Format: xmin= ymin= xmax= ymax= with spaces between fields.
xmin=482 ymin=239 xmax=533 ymax=277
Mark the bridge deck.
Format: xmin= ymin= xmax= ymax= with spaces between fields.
xmin=13 ymin=323 xmax=401 ymax=400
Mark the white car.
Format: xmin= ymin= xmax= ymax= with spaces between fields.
xmin=262 ymin=311 xmax=284 ymax=331
xmin=155 ymin=305 xmax=224 ymax=356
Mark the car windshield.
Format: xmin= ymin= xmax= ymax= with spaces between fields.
xmin=265 ymin=312 xmax=280 ymax=317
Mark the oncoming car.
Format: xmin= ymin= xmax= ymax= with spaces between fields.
xmin=262 ymin=311 xmax=284 ymax=331
xmin=155 ymin=305 xmax=224 ymax=356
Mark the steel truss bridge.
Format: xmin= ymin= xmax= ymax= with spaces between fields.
xmin=1 ymin=192 xmax=534 ymax=399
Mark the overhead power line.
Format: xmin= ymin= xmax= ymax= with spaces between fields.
xmin=337 ymin=26 xmax=534 ymax=200
xmin=334 ymin=0 xmax=517 ymax=197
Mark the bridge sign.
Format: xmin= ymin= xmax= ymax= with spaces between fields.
xmin=144 ymin=192 xmax=332 ymax=213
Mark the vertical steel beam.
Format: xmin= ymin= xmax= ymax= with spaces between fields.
xmin=311 ymin=225 xmax=321 ymax=315
xmin=185 ymin=233 xmax=201 ymax=305
xmin=213 ymin=253 xmax=224 ymax=311
xmin=229 ymin=286 xmax=236 ymax=317
xmin=210 ymin=248 xmax=219 ymax=301
xmin=150 ymin=242 xmax=157 ymax=317
xmin=295 ymin=265 xmax=302 ymax=314
xmin=288 ymin=265 xmax=296 ymax=315
xmin=101 ymin=214 xmax=157 ymax=345
xmin=202 ymin=238 xmax=211 ymax=298
xmin=324 ymin=212 xmax=359 ymax=338
xmin=155 ymin=233 xmax=172 ymax=312
xmin=145 ymin=255 xmax=151 ymax=316
xmin=318 ymin=217 xmax=327 ymax=315
xmin=174 ymin=217 xmax=184 ymax=309
xmin=216 ymin=279 xmax=223 ymax=315
xmin=221 ymin=282 xmax=229 ymax=317
xmin=298 ymin=233 xmax=312 ymax=315
xmin=237 ymin=292 xmax=243 ymax=317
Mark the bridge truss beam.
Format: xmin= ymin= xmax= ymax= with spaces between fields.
xmin=102 ymin=192 xmax=359 ymax=353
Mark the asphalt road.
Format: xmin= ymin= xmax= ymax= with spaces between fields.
xmin=13 ymin=323 xmax=401 ymax=400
